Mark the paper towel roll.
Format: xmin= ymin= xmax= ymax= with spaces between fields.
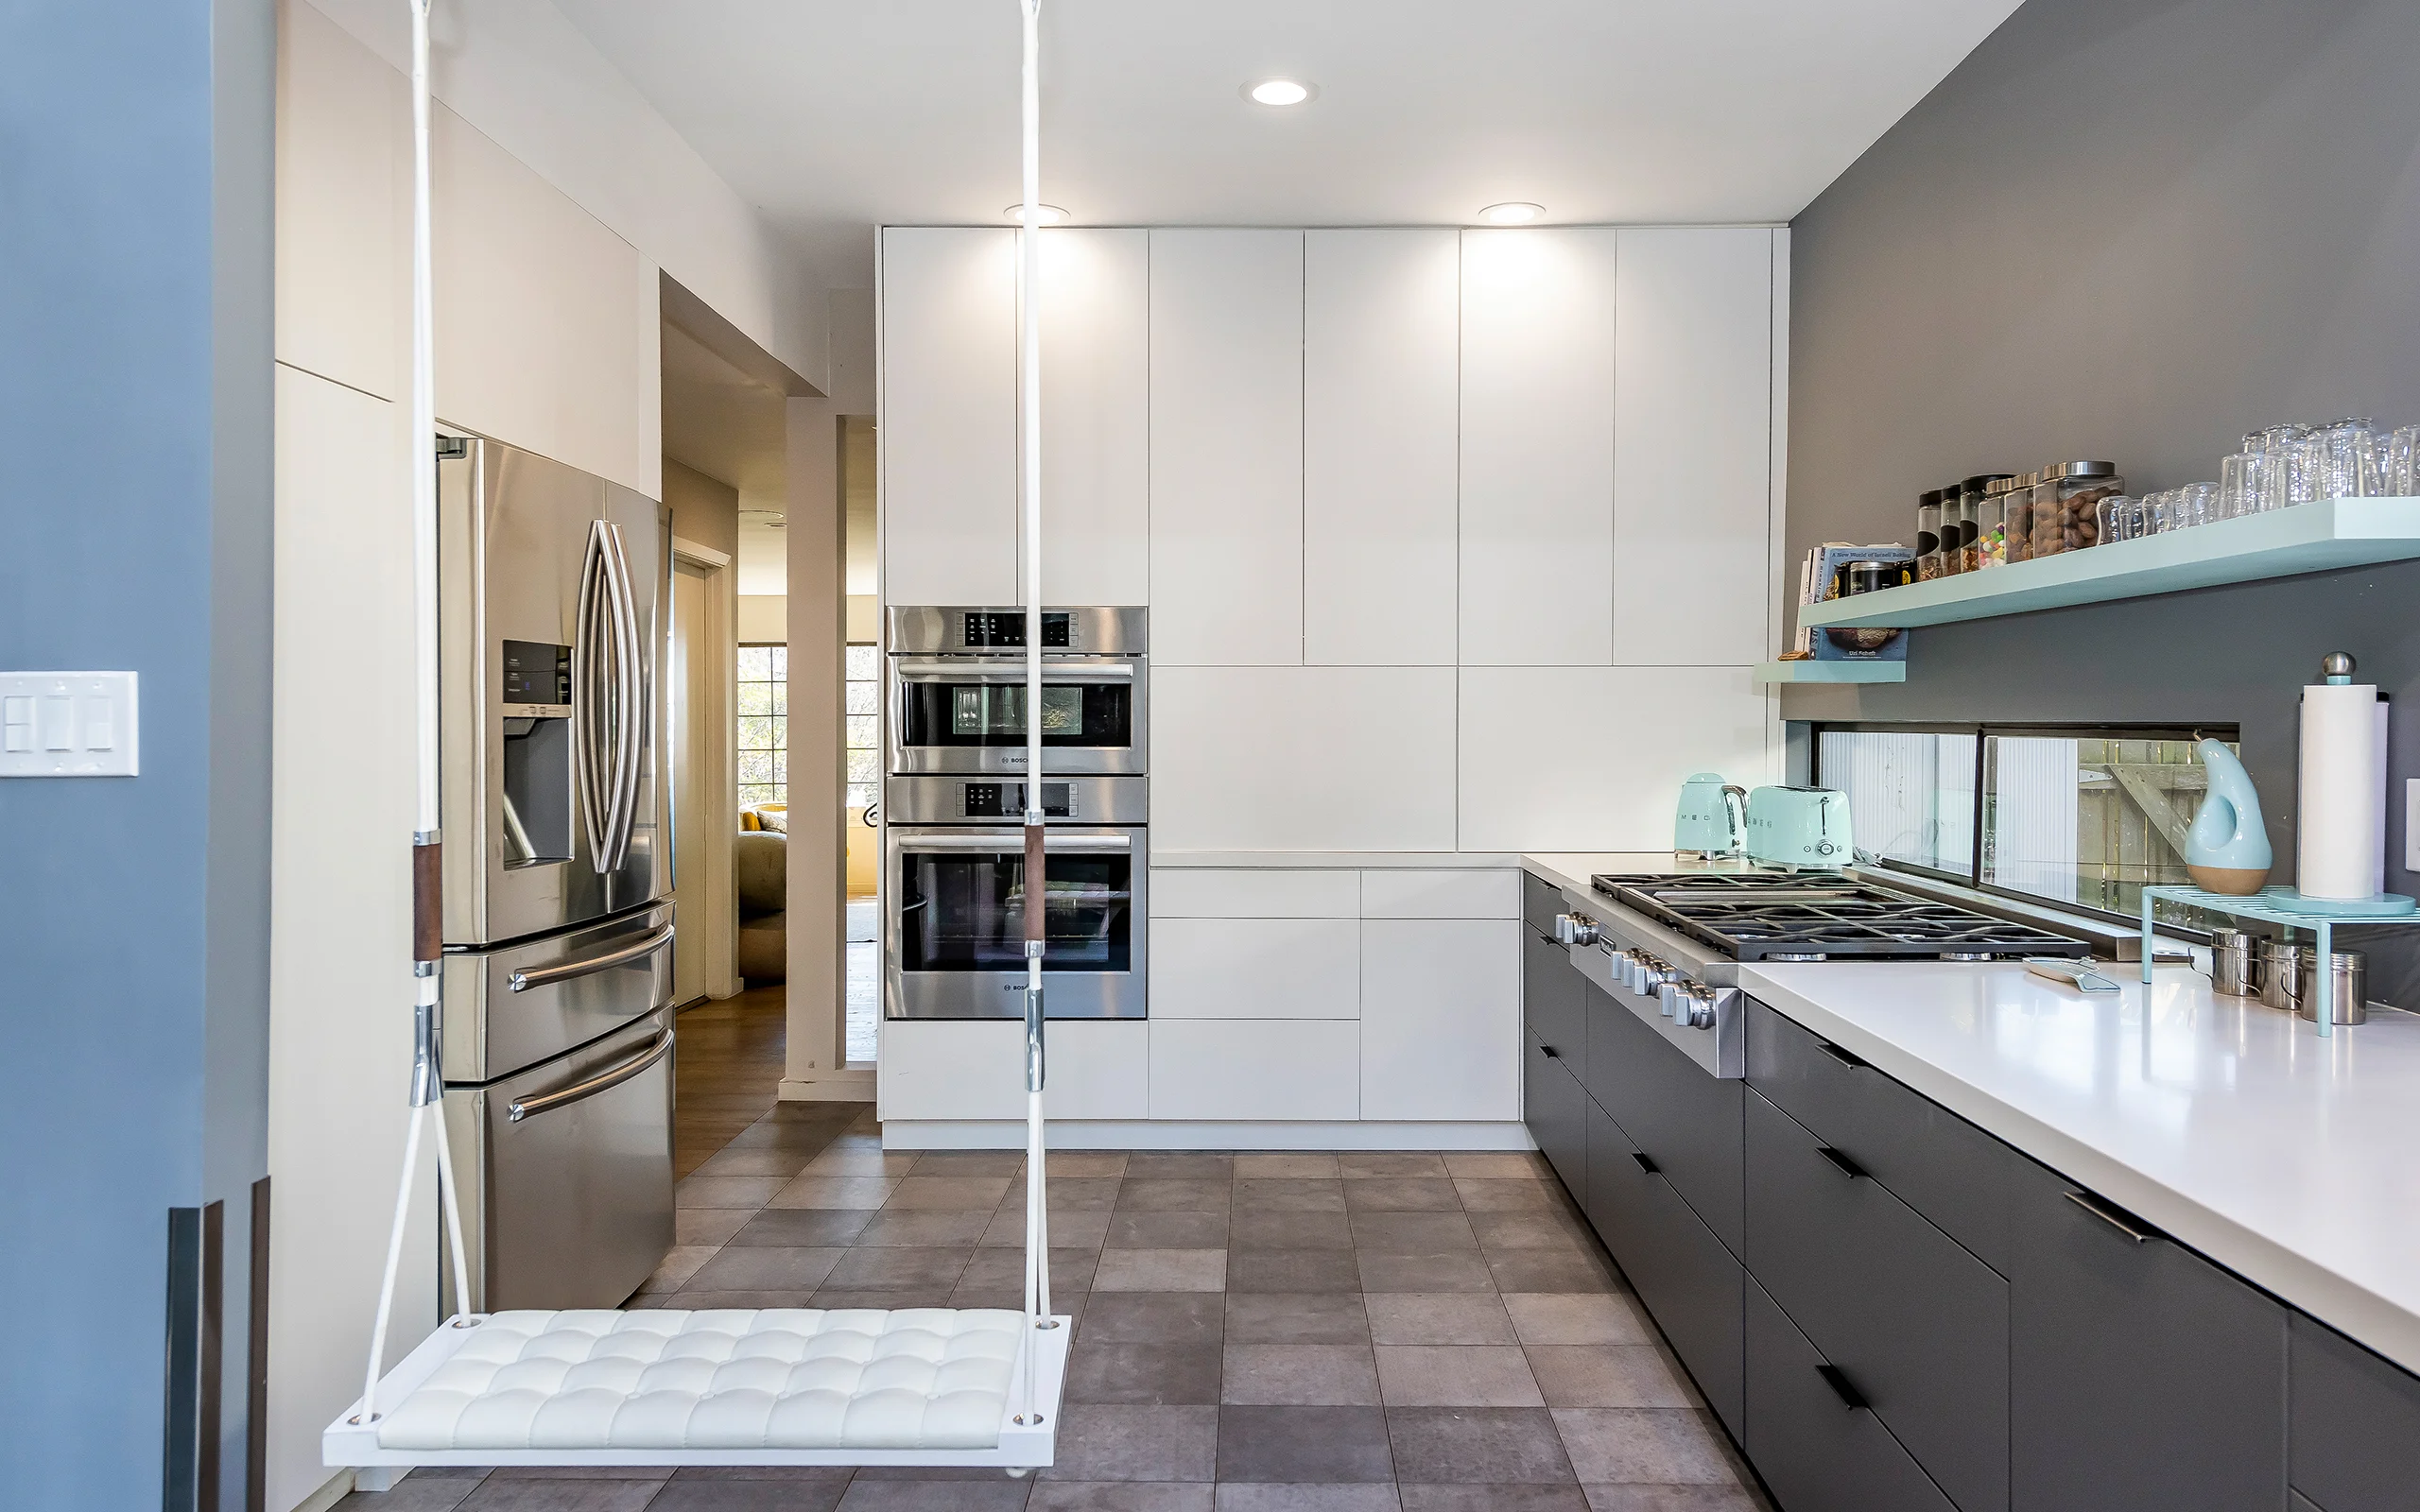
xmin=2299 ymin=680 xmax=2382 ymax=900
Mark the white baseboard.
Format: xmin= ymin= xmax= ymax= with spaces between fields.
xmin=880 ymin=1119 xmax=1536 ymax=1152
xmin=295 ymin=1469 xmax=361 ymax=1507
xmin=779 ymin=1070 xmax=875 ymax=1101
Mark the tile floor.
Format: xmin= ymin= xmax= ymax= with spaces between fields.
xmin=341 ymin=1004 xmax=1768 ymax=1511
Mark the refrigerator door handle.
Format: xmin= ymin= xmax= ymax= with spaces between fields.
xmin=573 ymin=521 xmax=614 ymax=865
xmin=506 ymin=922 xmax=677 ymax=993
xmin=600 ymin=519 xmax=644 ymax=873
xmin=574 ymin=519 xmax=643 ymax=873
xmin=505 ymin=1028 xmax=673 ymax=1123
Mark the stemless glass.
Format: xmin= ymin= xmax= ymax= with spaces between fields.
xmin=2380 ymin=425 xmax=2420 ymax=497
xmin=2308 ymin=418 xmax=2379 ymax=499
xmin=2217 ymin=452 xmax=2266 ymax=520
xmin=2096 ymin=492 xmax=2135 ymax=543
xmin=2178 ymin=481 xmax=2218 ymax=528
xmin=2284 ymin=438 xmax=2326 ymax=507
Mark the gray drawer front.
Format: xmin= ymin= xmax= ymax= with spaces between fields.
xmin=1748 ymin=997 xmax=2014 ymax=1271
xmin=2293 ymin=1493 xmax=2327 ymax=1512
xmin=1748 ymin=1087 xmax=2010 ymax=1512
xmin=2291 ymin=1312 xmax=2420 ymax=1512
xmin=1582 ymin=1090 xmax=1744 ymax=1437
xmin=1524 ymin=925 xmax=1587 ymax=1064
xmin=1747 ymin=1278 xmax=1960 ymax=1512
xmin=1525 ymin=1030 xmax=1587 ymax=1198
xmin=1523 ymin=871 xmax=1568 ymax=936
xmin=1585 ymin=977 xmax=1743 ymax=1257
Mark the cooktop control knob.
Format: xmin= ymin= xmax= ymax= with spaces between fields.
xmin=1655 ymin=980 xmax=1682 ymax=1018
xmin=1555 ymin=913 xmax=1599 ymax=947
xmin=1682 ymin=986 xmax=1719 ymax=1030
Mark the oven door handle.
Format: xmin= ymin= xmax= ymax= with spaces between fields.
xmin=899 ymin=833 xmax=1133 ymax=852
xmin=893 ymin=658 xmax=1135 ymax=682
xmin=506 ymin=1029 xmax=673 ymax=1123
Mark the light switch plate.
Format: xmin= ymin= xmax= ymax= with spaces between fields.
xmin=0 ymin=672 xmax=138 ymax=777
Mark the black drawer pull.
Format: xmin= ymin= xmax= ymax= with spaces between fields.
xmin=1817 ymin=1364 xmax=1869 ymax=1411
xmin=1540 ymin=1044 xmax=1562 ymax=1059
xmin=1817 ymin=1040 xmax=1868 ymax=1070
xmin=1814 ymin=1144 xmax=1867 ymax=1179
xmin=1632 ymin=1151 xmax=1660 ymax=1176
xmin=2066 ymin=1189 xmax=2161 ymax=1245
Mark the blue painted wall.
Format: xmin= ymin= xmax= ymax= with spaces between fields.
xmin=0 ymin=1 xmax=274 ymax=1505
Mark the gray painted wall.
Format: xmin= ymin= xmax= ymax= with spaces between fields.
xmin=1782 ymin=0 xmax=2420 ymax=1001
xmin=0 ymin=2 xmax=275 ymax=1505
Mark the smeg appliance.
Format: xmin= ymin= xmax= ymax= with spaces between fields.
xmin=1673 ymin=772 xmax=1747 ymax=859
xmin=433 ymin=433 xmax=675 ymax=1312
xmin=886 ymin=774 xmax=1146 ymax=1020
xmin=1554 ymin=872 xmax=2088 ymax=1077
xmin=887 ymin=606 xmax=1146 ymax=775
xmin=1743 ymin=784 xmax=1854 ymax=870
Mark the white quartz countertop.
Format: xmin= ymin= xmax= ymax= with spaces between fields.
xmin=1149 ymin=850 xmax=1526 ymax=869
xmin=1514 ymin=852 xmax=2420 ymax=1372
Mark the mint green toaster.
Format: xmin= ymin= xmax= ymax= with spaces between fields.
xmin=1744 ymin=785 xmax=1854 ymax=870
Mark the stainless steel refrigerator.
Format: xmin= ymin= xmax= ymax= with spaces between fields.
xmin=433 ymin=433 xmax=676 ymax=1313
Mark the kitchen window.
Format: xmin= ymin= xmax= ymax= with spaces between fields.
xmin=737 ymin=643 xmax=786 ymax=811
xmin=1815 ymin=723 xmax=2239 ymax=932
xmin=846 ymin=644 xmax=878 ymax=812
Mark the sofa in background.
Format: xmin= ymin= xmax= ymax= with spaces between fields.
xmin=735 ymin=826 xmax=785 ymax=983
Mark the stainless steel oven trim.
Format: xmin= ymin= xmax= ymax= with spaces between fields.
xmin=890 ymin=605 xmax=1147 ymax=657
xmin=895 ymin=657 xmax=1135 ymax=681
xmin=885 ymin=822 xmax=1148 ymax=1020
xmin=888 ymin=657 xmax=1149 ymax=776
xmin=883 ymin=773 xmax=1151 ymax=827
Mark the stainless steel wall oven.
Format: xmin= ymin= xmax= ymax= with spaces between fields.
xmin=887 ymin=606 xmax=1146 ymax=775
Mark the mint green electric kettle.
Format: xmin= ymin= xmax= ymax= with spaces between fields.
xmin=1674 ymin=772 xmax=1748 ymax=859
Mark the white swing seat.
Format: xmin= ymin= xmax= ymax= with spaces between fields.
xmin=324 ymin=1306 xmax=1072 ymax=1470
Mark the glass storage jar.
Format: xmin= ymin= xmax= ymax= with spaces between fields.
xmin=1942 ymin=482 xmax=1970 ymax=575
xmin=1959 ymin=474 xmax=2007 ymax=573
xmin=2004 ymin=472 xmax=2036 ymax=563
xmin=2033 ymin=461 xmax=2121 ymax=557
xmin=1978 ymin=475 xmax=2014 ymax=567
xmin=1915 ymin=489 xmax=1944 ymax=581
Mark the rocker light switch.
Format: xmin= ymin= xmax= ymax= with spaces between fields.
xmin=0 ymin=673 xmax=137 ymax=777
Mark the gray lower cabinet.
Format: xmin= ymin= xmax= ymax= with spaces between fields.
xmin=1523 ymin=923 xmax=1586 ymax=1073
xmin=1745 ymin=1087 xmax=2010 ymax=1512
xmin=1745 ymin=1276 xmax=1958 ymax=1512
xmin=2290 ymin=1312 xmax=2420 ymax=1512
xmin=1523 ymin=1027 xmax=1586 ymax=1197
xmin=2007 ymin=1155 xmax=2287 ymax=1512
xmin=1582 ymin=973 xmax=1744 ymax=1256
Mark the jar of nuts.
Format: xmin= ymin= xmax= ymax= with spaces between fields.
xmin=2004 ymin=472 xmax=2038 ymax=564
xmin=2031 ymin=462 xmax=2123 ymax=557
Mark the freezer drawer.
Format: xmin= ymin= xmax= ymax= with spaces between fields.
xmin=441 ymin=1009 xmax=675 ymax=1313
xmin=441 ymin=902 xmax=674 ymax=1081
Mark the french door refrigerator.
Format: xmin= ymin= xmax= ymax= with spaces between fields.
xmin=433 ymin=433 xmax=676 ymax=1313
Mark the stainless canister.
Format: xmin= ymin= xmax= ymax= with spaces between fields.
xmin=2295 ymin=950 xmax=2369 ymax=1025
xmin=2259 ymin=940 xmax=2308 ymax=1012
xmin=2209 ymin=930 xmax=2256 ymax=997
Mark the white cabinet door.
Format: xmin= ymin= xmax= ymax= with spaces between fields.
xmin=1040 ymin=228 xmax=1149 ymax=606
xmin=1360 ymin=919 xmax=1521 ymax=1122
xmin=1151 ymin=666 xmax=1457 ymax=852
xmin=1359 ymin=868 xmax=1521 ymax=919
xmin=1458 ymin=665 xmax=1773 ymax=851
xmin=1150 ymin=1020 xmax=1360 ymax=1122
xmin=1459 ymin=229 xmax=1619 ymax=667
xmin=1150 ymin=918 xmax=1359 ymax=1021
xmin=1613 ymin=229 xmax=1775 ymax=666
xmin=1148 ymin=230 xmax=1304 ymax=666
xmin=1151 ymin=868 xmax=1360 ymax=919
xmin=877 ymin=1020 xmax=1149 ymax=1120
xmin=880 ymin=228 xmax=1017 ymax=607
xmin=1041 ymin=1021 xmax=1150 ymax=1120
xmin=1364 ymin=909 xmax=1510 ymax=1122
xmin=1304 ymin=230 xmax=1460 ymax=666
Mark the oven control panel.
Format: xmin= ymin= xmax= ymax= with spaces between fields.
xmin=882 ymin=773 xmax=1150 ymax=828
xmin=960 ymin=781 xmax=1072 ymax=818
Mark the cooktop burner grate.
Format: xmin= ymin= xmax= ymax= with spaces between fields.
xmin=1588 ymin=872 xmax=2089 ymax=961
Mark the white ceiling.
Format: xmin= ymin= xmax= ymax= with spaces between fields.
xmin=553 ymin=0 xmax=2019 ymax=290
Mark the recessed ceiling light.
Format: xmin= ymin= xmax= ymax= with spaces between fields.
xmin=1003 ymin=203 xmax=1070 ymax=226
xmin=1478 ymin=202 xmax=1546 ymax=226
xmin=1244 ymin=78 xmax=1315 ymax=106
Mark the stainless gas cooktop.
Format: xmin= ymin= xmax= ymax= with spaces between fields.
xmin=1589 ymin=871 xmax=2091 ymax=963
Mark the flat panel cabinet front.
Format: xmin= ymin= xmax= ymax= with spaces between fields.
xmin=1150 ymin=916 xmax=1358 ymax=1021
xmin=1745 ymin=1279 xmax=1958 ymax=1512
xmin=2289 ymin=1314 xmax=2420 ymax=1512
xmin=1150 ymin=1019 xmax=1359 ymax=1121
xmin=1582 ymin=972 xmax=1743 ymax=1256
xmin=879 ymin=1020 xmax=1148 ymax=1122
xmin=2007 ymin=1153 xmax=2287 ymax=1512
xmin=1039 ymin=227 xmax=1150 ymax=606
xmin=1360 ymin=918 xmax=1518 ymax=1121
xmin=878 ymin=227 xmax=1017 ymax=606
xmin=1521 ymin=925 xmax=1585 ymax=1072
xmin=1524 ymin=1031 xmax=1585 ymax=1196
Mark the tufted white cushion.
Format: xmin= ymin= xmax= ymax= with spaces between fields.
xmin=377 ymin=1309 xmax=1026 ymax=1452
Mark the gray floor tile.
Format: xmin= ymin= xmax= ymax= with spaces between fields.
xmin=1227 ymin=1248 xmax=1362 ymax=1294
xmin=666 ymin=1467 xmax=857 ymax=1482
xmin=797 ymin=1147 xmax=920 ymax=1177
xmin=645 ymin=1480 xmax=848 ymax=1511
xmin=910 ymin=1150 xmax=1027 ymax=1176
xmin=823 ymin=1246 xmax=972 ymax=1289
xmin=984 ymin=1208 xmax=1115 ymax=1249
xmin=1224 ymin=1292 xmax=1370 ymax=1345
xmin=1230 ymin=1210 xmax=1356 ymax=1252
xmin=456 ymin=1480 xmax=662 ymax=1511
xmin=1337 ymin=1153 xmax=1449 ymax=1180
xmin=1549 ymin=1409 xmax=1737 ymax=1486
xmin=856 ymin=1210 xmax=994 ymax=1247
xmin=1030 ymin=1486 xmax=1215 ymax=1512
xmin=1374 ymin=1346 xmax=1545 ymax=1407
xmin=1452 ymin=1177 xmax=1559 ymax=1213
xmin=1109 ymin=1211 xmax=1231 ymax=1249
xmin=1341 ymin=1179 xmax=1461 ymax=1213
xmin=1031 ymin=1153 xmax=1132 ymax=1178
xmin=638 ymin=1246 xmax=718 ymax=1293
xmin=692 ymin=1147 xmax=819 ymax=1178
xmin=1124 ymin=1154 xmax=1235 ymax=1180
xmin=1046 ymin=1404 xmax=1219 ymax=1482
xmin=1215 ymin=1486 xmax=1403 ymax=1512
xmin=835 ymin=1480 xmax=1031 ymax=1511
xmin=1233 ymin=1154 xmax=1342 ymax=1179
xmin=727 ymin=1208 xmax=875 ymax=1246
xmin=1386 ymin=1406 xmax=1575 ymax=1485
xmin=677 ymin=1175 xmax=792 ymax=1209
xmin=672 ymin=1289 xmax=827 ymax=1308
xmin=959 ymin=1245 xmax=1100 ymax=1296
xmin=1117 ymin=1179 xmax=1236 ymax=1212
xmin=1501 ymin=1294 xmax=1652 ymax=1348
xmin=1527 ymin=1347 xmax=1695 ymax=1408
xmin=1081 ymin=1291 xmax=1227 ymax=1346
xmin=1002 ymin=1177 xmax=1125 ymax=1211
xmin=884 ymin=1175 xmax=1013 ymax=1210
xmin=1400 ymin=1488 xmax=1587 ymax=1512
xmin=1441 ymin=1153 xmax=1554 ymax=1179
xmin=1347 ymin=1211 xmax=1478 ymax=1254
xmin=1222 ymin=1343 xmax=1382 ymax=1405
xmin=769 ymin=1176 xmax=901 ymax=1210
xmin=808 ymin=1288 xmax=947 ymax=1310
xmin=331 ymin=1477 xmax=482 ymax=1512
xmin=1468 ymin=1211 xmax=1593 ymax=1252
xmin=683 ymin=1246 xmax=843 ymax=1292
xmin=1362 ymin=1294 xmax=1517 ymax=1346
xmin=1580 ymin=1488 xmax=1760 ymax=1512
xmin=1093 ymin=1248 xmax=1227 ymax=1292
xmin=1232 ymin=1179 xmax=1347 ymax=1213
xmin=1355 ymin=1251 xmax=1496 ymax=1295
xmin=1068 ymin=1340 xmax=1226 ymax=1404
xmin=676 ymin=1209 xmax=752 ymax=1246
xmin=1487 ymin=1250 xmax=1619 ymax=1295
xmin=1217 ymin=1406 xmax=1394 ymax=1484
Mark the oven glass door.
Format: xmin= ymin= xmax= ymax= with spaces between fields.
xmin=888 ymin=826 xmax=1144 ymax=1018
xmin=890 ymin=658 xmax=1142 ymax=773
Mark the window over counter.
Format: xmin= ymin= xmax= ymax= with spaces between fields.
xmin=1815 ymin=723 xmax=2239 ymax=933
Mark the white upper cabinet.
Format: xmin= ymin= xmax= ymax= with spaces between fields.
xmin=1613 ymin=229 xmax=1776 ymax=665
xmin=1459 ymin=229 xmax=1620 ymax=667
xmin=1149 ymin=230 xmax=1305 ymax=666
xmin=1304 ymin=230 xmax=1461 ymax=666
xmin=1039 ymin=228 xmax=1149 ymax=607
xmin=881 ymin=228 xmax=1018 ymax=608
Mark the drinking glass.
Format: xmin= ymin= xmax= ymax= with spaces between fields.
xmin=2174 ymin=481 xmax=2216 ymax=528
xmin=2380 ymin=425 xmax=2420 ymax=497
xmin=2308 ymin=418 xmax=2379 ymax=499
xmin=2217 ymin=452 xmax=2265 ymax=519
xmin=2096 ymin=492 xmax=2135 ymax=543
xmin=2139 ymin=490 xmax=2170 ymax=535
xmin=2283 ymin=438 xmax=2326 ymax=507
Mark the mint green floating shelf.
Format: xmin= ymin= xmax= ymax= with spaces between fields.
xmin=1754 ymin=660 xmax=1906 ymax=684
xmin=1800 ymin=496 xmax=2420 ymax=631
